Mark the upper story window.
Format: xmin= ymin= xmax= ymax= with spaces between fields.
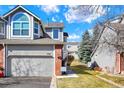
xmin=0 ymin=21 xmax=4 ymax=34
xmin=53 ymin=29 xmax=59 ymax=39
xmin=34 ymin=22 xmax=39 ymax=34
xmin=12 ymin=12 xmax=29 ymax=36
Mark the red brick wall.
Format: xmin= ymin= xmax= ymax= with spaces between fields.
xmin=115 ymin=52 xmax=121 ymax=73
xmin=55 ymin=45 xmax=63 ymax=76
xmin=0 ymin=45 xmax=3 ymax=68
xmin=120 ymin=53 xmax=124 ymax=73
xmin=116 ymin=52 xmax=124 ymax=74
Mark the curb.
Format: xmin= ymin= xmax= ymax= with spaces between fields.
xmin=96 ymin=75 xmax=124 ymax=88
xmin=50 ymin=76 xmax=57 ymax=88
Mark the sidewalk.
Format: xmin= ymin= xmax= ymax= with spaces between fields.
xmin=96 ymin=75 xmax=124 ymax=88
xmin=57 ymin=70 xmax=78 ymax=78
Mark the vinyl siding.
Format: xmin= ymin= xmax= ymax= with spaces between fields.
xmin=91 ymin=27 xmax=117 ymax=73
xmin=45 ymin=28 xmax=63 ymax=41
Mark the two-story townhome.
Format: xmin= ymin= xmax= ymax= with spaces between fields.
xmin=91 ymin=15 xmax=124 ymax=74
xmin=44 ymin=23 xmax=69 ymax=70
xmin=0 ymin=5 xmax=68 ymax=77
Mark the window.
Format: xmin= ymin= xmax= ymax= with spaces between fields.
xmin=53 ymin=29 xmax=59 ymax=39
xmin=0 ymin=22 xmax=4 ymax=34
xmin=12 ymin=13 xmax=29 ymax=36
xmin=34 ymin=22 xmax=39 ymax=34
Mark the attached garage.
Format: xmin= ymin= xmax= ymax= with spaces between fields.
xmin=6 ymin=45 xmax=55 ymax=77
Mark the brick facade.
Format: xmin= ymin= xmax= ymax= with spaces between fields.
xmin=55 ymin=44 xmax=63 ymax=76
xmin=0 ymin=45 xmax=3 ymax=68
xmin=120 ymin=53 xmax=124 ymax=74
xmin=116 ymin=52 xmax=121 ymax=73
xmin=116 ymin=52 xmax=124 ymax=74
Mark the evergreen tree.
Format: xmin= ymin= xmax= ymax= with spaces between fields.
xmin=78 ymin=31 xmax=92 ymax=64
xmin=91 ymin=25 xmax=101 ymax=50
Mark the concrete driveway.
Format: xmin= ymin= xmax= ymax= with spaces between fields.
xmin=0 ymin=77 xmax=52 ymax=88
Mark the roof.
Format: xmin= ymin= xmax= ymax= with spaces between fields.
xmin=44 ymin=22 xmax=64 ymax=28
xmin=0 ymin=16 xmax=7 ymax=22
xmin=65 ymin=42 xmax=80 ymax=45
xmin=63 ymin=32 xmax=69 ymax=37
xmin=3 ymin=5 xmax=41 ymax=21
xmin=0 ymin=38 xmax=64 ymax=45
xmin=109 ymin=23 xmax=124 ymax=31
xmin=2 ymin=5 xmax=46 ymax=33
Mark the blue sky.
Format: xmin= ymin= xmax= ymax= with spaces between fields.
xmin=1 ymin=5 xmax=124 ymax=42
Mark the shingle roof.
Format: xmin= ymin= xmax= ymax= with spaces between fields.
xmin=0 ymin=38 xmax=64 ymax=45
xmin=3 ymin=5 xmax=41 ymax=21
xmin=109 ymin=23 xmax=124 ymax=31
xmin=44 ymin=22 xmax=64 ymax=28
xmin=0 ymin=16 xmax=7 ymax=22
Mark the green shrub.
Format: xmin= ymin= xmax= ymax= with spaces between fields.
xmin=0 ymin=67 xmax=4 ymax=71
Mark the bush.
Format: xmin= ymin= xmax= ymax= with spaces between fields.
xmin=67 ymin=55 xmax=74 ymax=66
xmin=0 ymin=67 xmax=4 ymax=71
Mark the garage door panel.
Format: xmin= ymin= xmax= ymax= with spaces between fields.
xmin=8 ymin=57 xmax=54 ymax=76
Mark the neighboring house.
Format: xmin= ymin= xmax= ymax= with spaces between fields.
xmin=0 ymin=5 xmax=68 ymax=77
xmin=67 ymin=42 xmax=79 ymax=60
xmin=91 ymin=16 xmax=124 ymax=74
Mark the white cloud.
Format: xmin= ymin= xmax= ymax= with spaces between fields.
xmin=84 ymin=6 xmax=106 ymax=23
xmin=88 ymin=29 xmax=93 ymax=36
xmin=52 ymin=17 xmax=56 ymax=22
xmin=38 ymin=5 xmax=59 ymax=14
xmin=68 ymin=34 xmax=80 ymax=40
xmin=64 ymin=5 xmax=106 ymax=23
xmin=60 ymin=20 xmax=63 ymax=23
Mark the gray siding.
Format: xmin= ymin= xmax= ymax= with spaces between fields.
xmin=0 ymin=19 xmax=6 ymax=39
xmin=7 ymin=45 xmax=54 ymax=57
xmin=0 ymin=35 xmax=4 ymax=39
xmin=33 ymin=34 xmax=39 ymax=39
xmin=91 ymin=27 xmax=117 ymax=73
xmin=45 ymin=28 xmax=63 ymax=42
xmin=5 ymin=8 xmax=43 ymax=40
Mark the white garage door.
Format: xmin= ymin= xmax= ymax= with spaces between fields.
xmin=7 ymin=57 xmax=54 ymax=77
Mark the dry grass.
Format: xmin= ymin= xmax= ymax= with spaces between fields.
xmin=57 ymin=60 xmax=116 ymax=88
xmin=99 ymin=74 xmax=124 ymax=86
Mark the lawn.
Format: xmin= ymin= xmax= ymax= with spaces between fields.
xmin=57 ymin=60 xmax=116 ymax=88
xmin=99 ymin=74 xmax=124 ymax=86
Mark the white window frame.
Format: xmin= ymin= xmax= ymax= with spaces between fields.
xmin=52 ymin=28 xmax=60 ymax=40
xmin=11 ymin=12 xmax=30 ymax=37
xmin=34 ymin=21 xmax=40 ymax=35
xmin=0 ymin=21 xmax=5 ymax=35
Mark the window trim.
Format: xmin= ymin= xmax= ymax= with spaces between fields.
xmin=52 ymin=28 xmax=60 ymax=40
xmin=34 ymin=21 xmax=39 ymax=35
xmin=11 ymin=12 xmax=30 ymax=37
xmin=0 ymin=21 xmax=5 ymax=35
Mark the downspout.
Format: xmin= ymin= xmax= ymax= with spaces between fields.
xmin=116 ymin=30 xmax=121 ymax=74
xmin=2 ymin=43 xmax=5 ymax=77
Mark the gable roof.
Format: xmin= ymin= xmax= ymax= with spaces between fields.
xmin=44 ymin=22 xmax=64 ymax=28
xmin=3 ymin=5 xmax=41 ymax=21
xmin=109 ymin=23 xmax=124 ymax=31
xmin=0 ymin=16 xmax=7 ymax=22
